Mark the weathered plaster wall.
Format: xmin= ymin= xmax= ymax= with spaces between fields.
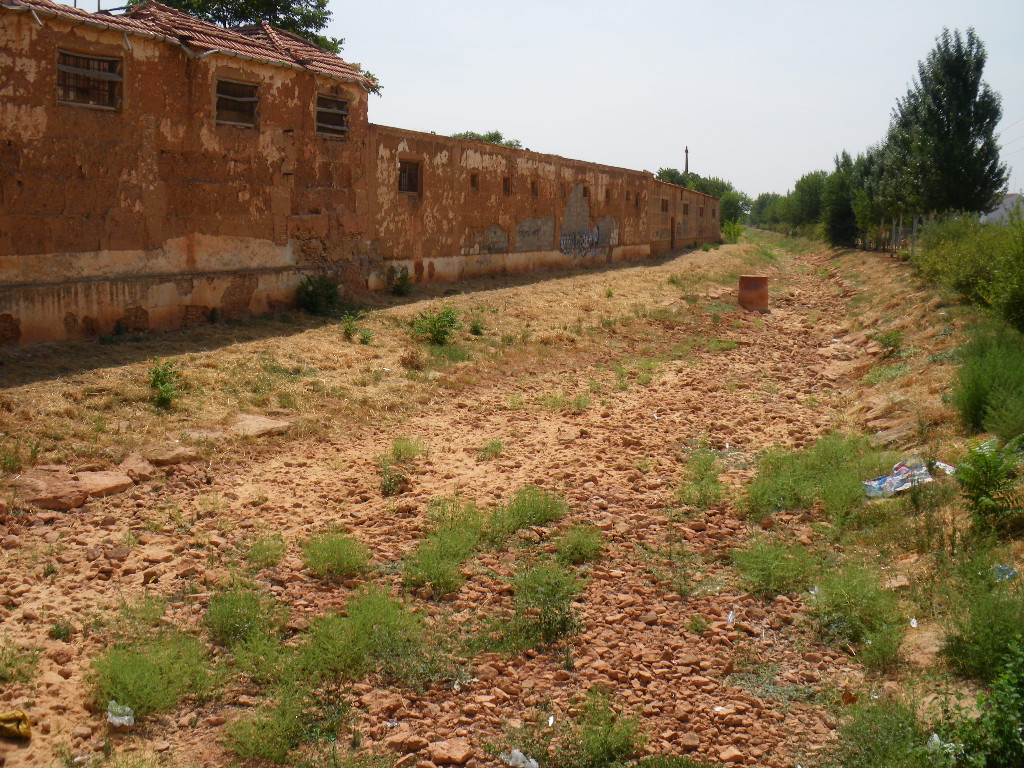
xmin=0 ymin=11 xmax=371 ymax=343
xmin=0 ymin=11 xmax=720 ymax=346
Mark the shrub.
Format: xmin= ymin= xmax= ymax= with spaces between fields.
xmin=390 ymin=267 xmax=413 ymax=297
xmin=149 ymin=359 xmax=180 ymax=409
xmin=812 ymin=561 xmax=902 ymax=668
xmin=227 ymin=683 xmax=348 ymax=765
xmin=954 ymin=436 xmax=1024 ymax=530
xmin=676 ymin=448 xmax=724 ymax=509
xmin=745 ymin=433 xmax=892 ymax=522
xmin=825 ymin=695 xmax=934 ymax=768
xmin=952 ymin=637 xmax=1024 ymax=768
xmin=488 ymin=485 xmax=568 ymax=544
xmin=943 ymin=570 xmax=1024 ymax=682
xmin=301 ymin=586 xmax=433 ymax=685
xmin=721 ymin=220 xmax=743 ymax=244
xmin=246 ymin=534 xmax=288 ymax=570
xmin=377 ymin=438 xmax=424 ymax=497
xmin=949 ymin=324 xmax=1024 ymax=438
xmin=514 ymin=562 xmax=582 ymax=645
xmin=387 ymin=437 xmax=426 ymax=464
xmin=234 ymin=633 xmax=296 ymax=686
xmin=411 ymin=306 xmax=461 ymax=345
xmin=302 ymin=533 xmax=371 ymax=578
xmin=89 ymin=632 xmax=210 ymax=718
xmin=732 ymin=538 xmax=817 ymax=597
xmin=296 ymin=274 xmax=342 ymax=316
xmin=403 ymin=496 xmax=484 ymax=597
xmin=205 ymin=586 xmax=281 ymax=647
xmin=556 ymin=525 xmax=604 ymax=565
xmin=914 ymin=213 xmax=1024 ymax=331
xmin=510 ymin=690 xmax=643 ymax=768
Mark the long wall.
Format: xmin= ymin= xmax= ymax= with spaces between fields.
xmin=0 ymin=6 xmax=719 ymax=345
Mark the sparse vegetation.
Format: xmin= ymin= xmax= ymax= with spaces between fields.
xmin=513 ymin=562 xmax=582 ymax=645
xmin=302 ymin=532 xmax=371 ymax=578
xmin=487 ymin=485 xmax=568 ymax=545
xmin=296 ymin=274 xmax=343 ymax=316
xmin=477 ymin=439 xmax=505 ymax=461
xmin=745 ymin=433 xmax=891 ymax=523
xmin=205 ymin=585 xmax=281 ymax=647
xmin=403 ymin=495 xmax=484 ymax=597
xmin=555 ymin=524 xmax=604 ymax=565
xmin=149 ymin=358 xmax=180 ymax=409
xmin=949 ymin=324 xmax=1024 ymax=439
xmin=246 ymin=534 xmax=288 ymax=570
xmin=732 ymin=538 xmax=817 ymax=597
xmin=0 ymin=639 xmax=40 ymax=684
xmin=676 ymin=448 xmax=724 ymax=509
xmin=953 ymin=436 xmax=1024 ymax=531
xmin=89 ymin=632 xmax=210 ymax=718
xmin=411 ymin=306 xmax=462 ymax=345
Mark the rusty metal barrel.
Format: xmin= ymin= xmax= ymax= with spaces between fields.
xmin=738 ymin=275 xmax=770 ymax=312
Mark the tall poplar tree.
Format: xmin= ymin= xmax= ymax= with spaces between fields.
xmin=895 ymin=28 xmax=1007 ymax=213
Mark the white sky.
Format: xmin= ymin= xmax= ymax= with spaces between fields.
xmin=77 ymin=0 xmax=1024 ymax=198
xmin=329 ymin=0 xmax=1024 ymax=198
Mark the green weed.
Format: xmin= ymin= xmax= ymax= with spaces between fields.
xmin=296 ymin=274 xmax=343 ymax=316
xmin=824 ymin=695 xmax=935 ymax=768
xmin=863 ymin=363 xmax=910 ymax=385
xmin=513 ymin=562 xmax=582 ymax=645
xmin=411 ymin=306 xmax=462 ymax=345
xmin=676 ymin=448 xmax=724 ymax=509
xmin=149 ymin=359 xmax=180 ymax=409
xmin=477 ymin=439 xmax=505 ymax=461
xmin=89 ymin=632 xmax=210 ymax=718
xmin=555 ymin=525 xmax=604 ymax=565
xmin=0 ymin=639 xmax=40 ymax=684
xmin=246 ymin=534 xmax=288 ymax=570
xmin=487 ymin=486 xmax=568 ymax=545
xmin=205 ymin=585 xmax=282 ymax=647
xmin=302 ymin=533 xmax=371 ymax=578
xmin=403 ymin=495 xmax=484 ymax=597
xmin=949 ymin=323 xmax=1024 ymax=439
xmin=953 ymin=436 xmax=1024 ymax=531
xmin=732 ymin=538 xmax=817 ymax=597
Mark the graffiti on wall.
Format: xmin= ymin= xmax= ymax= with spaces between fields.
xmin=558 ymin=226 xmax=600 ymax=257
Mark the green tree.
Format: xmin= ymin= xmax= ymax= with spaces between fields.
xmin=895 ymin=27 xmax=1007 ymax=213
xmin=450 ymin=130 xmax=523 ymax=148
xmin=789 ymin=170 xmax=828 ymax=228
xmin=821 ymin=151 xmax=858 ymax=247
xmin=655 ymin=169 xmax=751 ymax=221
xmin=152 ymin=0 xmax=344 ymax=52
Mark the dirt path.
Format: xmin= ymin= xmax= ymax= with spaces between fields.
xmin=1 ymin=236 xmax=953 ymax=768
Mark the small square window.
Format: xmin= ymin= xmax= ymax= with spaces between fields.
xmin=399 ymin=160 xmax=421 ymax=193
xmin=470 ymin=173 xmax=479 ymax=191
xmin=503 ymin=177 xmax=512 ymax=195
xmin=57 ymin=50 xmax=122 ymax=109
xmin=530 ymin=180 xmax=538 ymax=197
xmin=216 ymin=78 xmax=258 ymax=126
xmin=626 ymin=192 xmax=632 ymax=201
xmin=661 ymin=199 xmax=669 ymax=213
xmin=316 ymin=94 xmax=348 ymax=137
xmin=712 ymin=207 xmax=717 ymax=219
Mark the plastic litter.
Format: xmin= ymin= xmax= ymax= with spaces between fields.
xmin=547 ymin=715 xmax=554 ymax=727
xmin=0 ymin=709 xmax=31 ymax=740
xmin=106 ymin=700 xmax=135 ymax=728
xmin=909 ymin=618 xmax=918 ymax=628
xmin=864 ymin=456 xmax=955 ymax=498
xmin=501 ymin=749 xmax=540 ymax=768
xmin=993 ymin=564 xmax=1019 ymax=582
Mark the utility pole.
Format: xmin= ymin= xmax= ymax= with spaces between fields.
xmin=684 ymin=146 xmax=689 ymax=175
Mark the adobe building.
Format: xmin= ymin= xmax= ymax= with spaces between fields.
xmin=0 ymin=0 xmax=720 ymax=345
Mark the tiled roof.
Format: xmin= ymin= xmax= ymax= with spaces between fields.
xmin=0 ymin=0 xmax=373 ymax=88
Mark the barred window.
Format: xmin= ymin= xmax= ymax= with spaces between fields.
xmin=399 ymin=160 xmax=421 ymax=193
xmin=661 ymin=198 xmax=669 ymax=213
xmin=316 ymin=95 xmax=349 ymax=137
xmin=57 ymin=50 xmax=122 ymax=109
xmin=216 ymin=79 xmax=258 ymax=126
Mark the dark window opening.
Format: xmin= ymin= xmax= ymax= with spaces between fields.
xmin=470 ymin=173 xmax=479 ymax=191
xmin=503 ymin=177 xmax=512 ymax=195
xmin=560 ymin=184 xmax=566 ymax=198
xmin=316 ymin=94 xmax=349 ymax=137
xmin=661 ymin=199 xmax=669 ymax=213
xmin=626 ymin=192 xmax=632 ymax=201
xmin=399 ymin=160 xmax=421 ymax=193
xmin=530 ymin=180 xmax=538 ymax=197
xmin=699 ymin=206 xmax=705 ymax=218
xmin=634 ymin=193 xmax=641 ymax=209
xmin=712 ymin=207 xmax=717 ymax=219
xmin=216 ymin=79 xmax=258 ymax=126
xmin=680 ymin=190 xmax=685 ymax=200
xmin=583 ymin=186 xmax=590 ymax=198
xmin=605 ymin=189 xmax=611 ymax=202
xmin=683 ymin=203 xmax=690 ymax=215
xmin=57 ymin=50 xmax=122 ymax=109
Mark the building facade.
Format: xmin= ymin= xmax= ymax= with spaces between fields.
xmin=0 ymin=0 xmax=719 ymax=345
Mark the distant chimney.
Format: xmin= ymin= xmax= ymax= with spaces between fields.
xmin=684 ymin=146 xmax=689 ymax=175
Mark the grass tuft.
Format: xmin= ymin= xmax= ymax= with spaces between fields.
xmin=555 ymin=525 xmax=604 ymax=565
xmin=488 ymin=486 xmax=568 ymax=545
xmin=302 ymin=533 xmax=371 ymax=578
xmin=732 ymin=538 xmax=817 ymax=597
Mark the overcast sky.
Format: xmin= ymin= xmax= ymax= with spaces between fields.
xmin=327 ymin=0 xmax=1024 ymax=199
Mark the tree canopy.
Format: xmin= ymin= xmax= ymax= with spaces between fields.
xmin=155 ymin=0 xmax=344 ymax=53
xmin=450 ymin=130 xmax=523 ymax=149
xmin=655 ymin=169 xmax=751 ymax=223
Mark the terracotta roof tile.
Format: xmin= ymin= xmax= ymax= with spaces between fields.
xmin=0 ymin=0 xmax=373 ymax=88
